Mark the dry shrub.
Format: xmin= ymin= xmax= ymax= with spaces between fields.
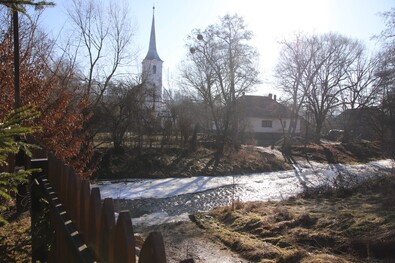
xmin=233 ymin=198 xmax=244 ymax=210
xmin=292 ymin=213 xmax=317 ymax=228
xmin=243 ymin=202 xmax=259 ymax=212
xmin=273 ymin=206 xmax=294 ymax=222
xmin=352 ymin=230 xmax=395 ymax=259
xmin=277 ymin=249 xmax=305 ymax=263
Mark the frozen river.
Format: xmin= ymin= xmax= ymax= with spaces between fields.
xmin=92 ymin=159 xmax=394 ymax=226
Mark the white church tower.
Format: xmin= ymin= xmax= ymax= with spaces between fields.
xmin=142 ymin=7 xmax=163 ymax=112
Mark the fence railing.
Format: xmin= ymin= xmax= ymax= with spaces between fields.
xmin=32 ymin=155 xmax=169 ymax=262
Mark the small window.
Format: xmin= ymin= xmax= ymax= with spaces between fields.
xmin=261 ymin=120 xmax=272 ymax=128
xmin=153 ymin=65 xmax=157 ymax=74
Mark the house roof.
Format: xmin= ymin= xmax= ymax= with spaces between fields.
xmin=332 ymin=107 xmax=383 ymax=124
xmin=238 ymin=95 xmax=293 ymax=119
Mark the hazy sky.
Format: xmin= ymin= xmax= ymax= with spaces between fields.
xmin=40 ymin=0 xmax=394 ymax=96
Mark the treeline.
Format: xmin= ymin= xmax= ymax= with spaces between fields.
xmin=1 ymin=1 xmax=394 ymax=180
xmin=274 ymin=31 xmax=395 ymax=151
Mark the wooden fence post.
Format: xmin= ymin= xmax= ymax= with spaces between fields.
xmin=88 ymin=187 xmax=101 ymax=259
xmin=61 ymin=165 xmax=69 ymax=207
xmin=100 ymin=198 xmax=116 ymax=262
xmin=33 ymin=155 xmax=171 ymax=263
xmin=31 ymin=158 xmax=48 ymax=262
xmin=111 ymin=211 xmax=136 ymax=263
xmin=139 ymin=231 xmax=167 ymax=263
xmin=80 ymin=179 xmax=90 ymax=239
xmin=73 ymin=174 xmax=82 ymax=230
xmin=66 ymin=167 xmax=74 ymax=216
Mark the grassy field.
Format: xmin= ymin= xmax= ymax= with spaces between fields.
xmin=194 ymin=172 xmax=395 ymax=262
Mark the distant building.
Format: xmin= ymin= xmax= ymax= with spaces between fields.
xmin=238 ymin=94 xmax=302 ymax=145
xmin=329 ymin=107 xmax=385 ymax=141
xmin=142 ymin=7 xmax=163 ymax=113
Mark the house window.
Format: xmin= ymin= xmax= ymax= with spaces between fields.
xmin=261 ymin=120 xmax=272 ymax=128
xmin=153 ymin=65 xmax=157 ymax=74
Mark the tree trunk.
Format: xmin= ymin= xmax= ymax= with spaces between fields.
xmin=315 ymin=122 xmax=323 ymax=144
xmin=189 ymin=123 xmax=199 ymax=152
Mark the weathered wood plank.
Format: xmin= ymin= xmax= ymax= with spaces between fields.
xmin=112 ymin=211 xmax=136 ymax=263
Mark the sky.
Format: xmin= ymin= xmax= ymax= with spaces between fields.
xmin=39 ymin=0 xmax=394 ymax=97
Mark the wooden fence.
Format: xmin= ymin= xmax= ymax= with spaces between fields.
xmin=32 ymin=155 xmax=169 ymax=263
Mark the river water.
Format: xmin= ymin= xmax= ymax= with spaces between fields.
xmin=93 ymin=159 xmax=394 ymax=225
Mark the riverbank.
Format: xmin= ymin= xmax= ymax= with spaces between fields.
xmin=127 ymin=160 xmax=395 ymax=263
xmin=94 ymin=145 xmax=292 ymax=179
xmin=193 ymin=171 xmax=395 ymax=263
xmin=93 ymin=140 xmax=390 ymax=180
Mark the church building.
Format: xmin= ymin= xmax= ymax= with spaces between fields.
xmin=142 ymin=7 xmax=163 ymax=113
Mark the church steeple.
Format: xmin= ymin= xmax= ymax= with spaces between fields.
xmin=142 ymin=6 xmax=163 ymax=112
xmin=144 ymin=7 xmax=162 ymax=61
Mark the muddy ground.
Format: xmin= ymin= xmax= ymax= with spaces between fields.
xmin=136 ymin=221 xmax=247 ymax=263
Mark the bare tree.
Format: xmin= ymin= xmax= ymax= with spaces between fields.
xmin=339 ymin=50 xmax=381 ymax=142
xmin=303 ymin=33 xmax=363 ymax=142
xmin=180 ymin=14 xmax=260 ymax=157
xmin=275 ymin=33 xmax=321 ymax=144
xmin=91 ymin=77 xmax=164 ymax=153
xmin=66 ymin=0 xmax=135 ymax=106
xmin=275 ymin=32 xmax=376 ymax=143
xmin=96 ymin=82 xmax=131 ymax=153
xmin=0 ymin=0 xmax=53 ymax=11
xmin=374 ymin=9 xmax=395 ymax=153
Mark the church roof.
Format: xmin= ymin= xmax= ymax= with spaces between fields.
xmin=144 ymin=9 xmax=163 ymax=62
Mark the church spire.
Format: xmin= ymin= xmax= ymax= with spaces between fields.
xmin=144 ymin=6 xmax=162 ymax=61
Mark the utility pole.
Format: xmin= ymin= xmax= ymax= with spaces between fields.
xmin=11 ymin=7 xmax=29 ymax=215
xmin=13 ymin=9 xmax=21 ymax=109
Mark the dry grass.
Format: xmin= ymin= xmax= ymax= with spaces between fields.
xmin=291 ymin=141 xmax=389 ymax=164
xmin=95 ymin=145 xmax=291 ymax=179
xmin=195 ymin=173 xmax=395 ymax=262
xmin=0 ymin=210 xmax=31 ymax=263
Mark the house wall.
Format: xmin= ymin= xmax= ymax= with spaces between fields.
xmin=245 ymin=117 xmax=300 ymax=134
xmin=242 ymin=117 xmax=302 ymax=146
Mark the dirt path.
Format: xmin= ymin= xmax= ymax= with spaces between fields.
xmin=135 ymin=221 xmax=247 ymax=263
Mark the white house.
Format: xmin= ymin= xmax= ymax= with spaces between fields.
xmin=238 ymin=94 xmax=301 ymax=145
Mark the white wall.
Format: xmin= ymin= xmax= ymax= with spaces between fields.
xmin=246 ymin=117 xmax=300 ymax=133
xmin=142 ymin=59 xmax=163 ymax=111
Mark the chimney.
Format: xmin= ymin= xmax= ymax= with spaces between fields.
xmin=268 ymin=93 xmax=272 ymax=99
xmin=274 ymin=94 xmax=277 ymax=101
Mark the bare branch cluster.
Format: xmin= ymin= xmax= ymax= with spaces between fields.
xmin=275 ymin=32 xmax=381 ymax=143
xmin=180 ymin=14 xmax=261 ymax=157
xmin=65 ymin=0 xmax=136 ymax=107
